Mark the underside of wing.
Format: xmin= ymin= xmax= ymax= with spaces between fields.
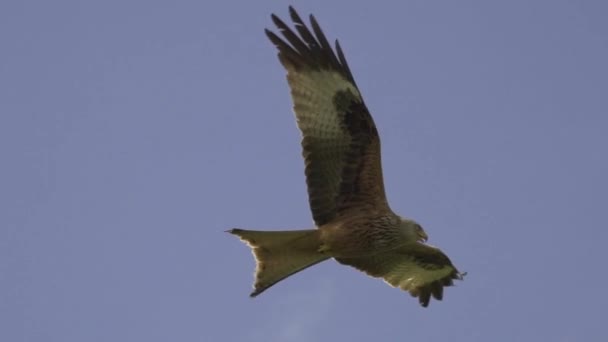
xmin=266 ymin=7 xmax=389 ymax=226
xmin=336 ymin=243 xmax=465 ymax=307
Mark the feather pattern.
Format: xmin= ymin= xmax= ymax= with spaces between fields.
xmin=266 ymin=7 xmax=389 ymax=226
xmin=337 ymin=243 xmax=465 ymax=307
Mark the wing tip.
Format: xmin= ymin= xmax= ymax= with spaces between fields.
xmin=265 ymin=6 xmax=358 ymax=85
xmin=414 ymin=269 xmax=467 ymax=307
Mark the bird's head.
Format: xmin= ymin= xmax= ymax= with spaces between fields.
xmin=400 ymin=218 xmax=428 ymax=243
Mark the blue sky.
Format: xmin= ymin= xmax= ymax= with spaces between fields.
xmin=2 ymin=0 xmax=607 ymax=341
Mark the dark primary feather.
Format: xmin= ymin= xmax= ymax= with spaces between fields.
xmin=265 ymin=7 xmax=358 ymax=85
xmin=266 ymin=7 xmax=389 ymax=226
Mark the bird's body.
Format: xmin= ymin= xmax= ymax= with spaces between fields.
xmin=319 ymin=212 xmax=415 ymax=258
xmin=228 ymin=7 xmax=464 ymax=307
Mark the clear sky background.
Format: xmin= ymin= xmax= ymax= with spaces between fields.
xmin=2 ymin=0 xmax=607 ymax=341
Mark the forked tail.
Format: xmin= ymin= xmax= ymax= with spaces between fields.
xmin=227 ymin=228 xmax=330 ymax=296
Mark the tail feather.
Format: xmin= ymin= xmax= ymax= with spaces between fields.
xmin=228 ymin=228 xmax=330 ymax=297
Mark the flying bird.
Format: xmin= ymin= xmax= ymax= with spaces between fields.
xmin=228 ymin=7 xmax=465 ymax=307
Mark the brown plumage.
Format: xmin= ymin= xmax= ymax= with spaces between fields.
xmin=228 ymin=6 xmax=465 ymax=307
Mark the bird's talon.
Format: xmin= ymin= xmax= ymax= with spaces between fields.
xmin=318 ymin=244 xmax=330 ymax=254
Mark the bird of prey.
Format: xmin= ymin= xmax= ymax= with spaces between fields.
xmin=228 ymin=7 xmax=465 ymax=307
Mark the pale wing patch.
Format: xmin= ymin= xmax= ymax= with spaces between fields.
xmin=382 ymin=260 xmax=457 ymax=291
xmin=288 ymin=70 xmax=361 ymax=137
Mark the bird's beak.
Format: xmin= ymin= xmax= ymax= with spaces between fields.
xmin=419 ymin=231 xmax=428 ymax=243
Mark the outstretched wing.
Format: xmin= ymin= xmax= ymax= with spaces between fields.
xmin=266 ymin=7 xmax=389 ymax=227
xmin=336 ymin=244 xmax=465 ymax=307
